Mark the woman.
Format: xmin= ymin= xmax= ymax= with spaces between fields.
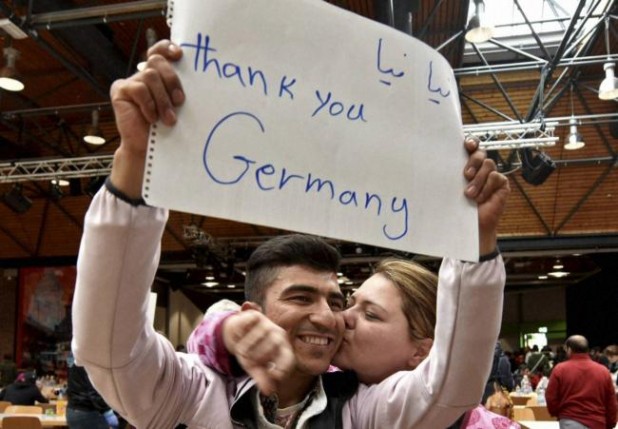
xmin=332 ymin=258 xmax=436 ymax=384
xmin=188 ymin=255 xmax=516 ymax=428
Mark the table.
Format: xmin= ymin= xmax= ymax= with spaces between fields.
xmin=518 ymin=420 xmax=618 ymax=429
xmin=517 ymin=422 xmax=558 ymax=429
xmin=0 ymin=413 xmax=67 ymax=428
xmin=510 ymin=392 xmax=537 ymax=406
xmin=513 ymin=405 xmax=555 ymax=422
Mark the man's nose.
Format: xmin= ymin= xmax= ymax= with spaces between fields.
xmin=308 ymin=299 xmax=338 ymax=330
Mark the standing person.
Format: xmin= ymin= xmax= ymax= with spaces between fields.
xmin=481 ymin=341 xmax=514 ymax=403
xmin=66 ymin=364 xmax=118 ymax=429
xmin=546 ymin=335 xmax=617 ymax=429
xmin=605 ymin=345 xmax=618 ymax=386
xmin=71 ymin=40 xmax=508 ymax=429
xmin=0 ymin=371 xmax=49 ymax=405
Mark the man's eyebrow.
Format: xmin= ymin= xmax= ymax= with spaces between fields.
xmin=281 ymin=285 xmax=319 ymax=295
xmin=281 ymin=285 xmax=345 ymax=301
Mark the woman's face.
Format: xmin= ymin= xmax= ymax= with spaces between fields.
xmin=332 ymin=273 xmax=425 ymax=384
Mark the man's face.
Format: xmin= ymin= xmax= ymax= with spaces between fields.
xmin=262 ymin=265 xmax=345 ymax=377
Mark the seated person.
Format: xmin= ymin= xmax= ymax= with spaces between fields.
xmin=0 ymin=371 xmax=49 ymax=405
xmin=484 ymin=380 xmax=514 ymax=418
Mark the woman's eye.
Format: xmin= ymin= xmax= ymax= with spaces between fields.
xmin=364 ymin=312 xmax=379 ymax=321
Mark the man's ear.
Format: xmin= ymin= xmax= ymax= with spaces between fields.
xmin=407 ymin=338 xmax=434 ymax=369
xmin=241 ymin=301 xmax=262 ymax=312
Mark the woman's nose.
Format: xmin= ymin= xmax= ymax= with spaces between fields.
xmin=343 ymin=308 xmax=356 ymax=329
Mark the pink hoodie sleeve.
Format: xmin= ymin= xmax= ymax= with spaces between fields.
xmin=186 ymin=310 xmax=238 ymax=375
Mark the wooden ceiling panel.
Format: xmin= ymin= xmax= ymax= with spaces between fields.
xmin=0 ymin=200 xmax=47 ymax=258
xmin=39 ymin=198 xmax=85 ymax=250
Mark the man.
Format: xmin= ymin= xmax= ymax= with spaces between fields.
xmin=71 ymin=40 xmax=509 ymax=428
xmin=546 ymin=335 xmax=617 ymax=429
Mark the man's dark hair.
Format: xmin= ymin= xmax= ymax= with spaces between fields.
xmin=565 ymin=335 xmax=589 ymax=353
xmin=244 ymin=234 xmax=340 ymax=305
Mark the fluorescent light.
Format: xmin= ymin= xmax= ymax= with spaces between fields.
xmin=548 ymin=271 xmax=569 ymax=278
xmin=51 ymin=179 xmax=70 ymax=187
xmin=202 ymin=281 xmax=219 ymax=288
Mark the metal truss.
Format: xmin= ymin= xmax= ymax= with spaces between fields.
xmin=0 ymin=155 xmax=113 ymax=183
xmin=4 ymin=108 xmax=617 ymax=184
xmin=464 ymin=121 xmax=558 ymax=150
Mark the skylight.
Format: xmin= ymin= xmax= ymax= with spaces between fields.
xmin=463 ymin=0 xmax=611 ymax=64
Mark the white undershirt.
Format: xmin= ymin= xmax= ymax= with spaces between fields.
xmin=252 ymin=377 xmax=327 ymax=429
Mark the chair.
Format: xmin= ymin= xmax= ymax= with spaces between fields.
xmin=0 ymin=400 xmax=12 ymax=412
xmin=36 ymin=403 xmax=56 ymax=414
xmin=2 ymin=416 xmax=43 ymax=429
xmin=512 ymin=406 xmax=535 ymax=421
xmin=4 ymin=405 xmax=43 ymax=414
xmin=510 ymin=395 xmax=532 ymax=406
xmin=529 ymin=405 xmax=556 ymax=421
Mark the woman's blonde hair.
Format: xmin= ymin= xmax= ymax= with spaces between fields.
xmin=373 ymin=258 xmax=438 ymax=341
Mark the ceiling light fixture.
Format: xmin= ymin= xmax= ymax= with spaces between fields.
xmin=2 ymin=184 xmax=32 ymax=214
xmin=552 ymin=259 xmax=563 ymax=270
xmin=0 ymin=46 xmax=24 ymax=92
xmin=565 ymin=117 xmax=585 ymax=150
xmin=465 ymin=0 xmax=494 ymax=44
xmin=51 ymin=178 xmax=70 ymax=187
xmin=599 ymin=18 xmax=618 ymax=100
xmin=565 ymin=84 xmax=585 ymax=150
xmin=202 ymin=281 xmax=219 ymax=288
xmin=50 ymin=180 xmax=64 ymax=200
xmin=137 ymin=27 xmax=158 ymax=72
xmin=547 ymin=271 xmax=569 ymax=278
xmin=83 ymin=110 xmax=106 ymax=145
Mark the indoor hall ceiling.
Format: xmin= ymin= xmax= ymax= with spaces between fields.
xmin=0 ymin=0 xmax=617 ymax=294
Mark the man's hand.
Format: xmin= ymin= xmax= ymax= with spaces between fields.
xmin=109 ymin=40 xmax=185 ymax=198
xmin=463 ymin=138 xmax=510 ymax=256
xmin=222 ymin=308 xmax=295 ymax=396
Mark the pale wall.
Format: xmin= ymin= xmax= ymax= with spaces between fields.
xmin=165 ymin=290 xmax=203 ymax=349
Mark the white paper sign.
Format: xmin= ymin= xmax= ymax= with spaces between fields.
xmin=143 ymin=0 xmax=478 ymax=261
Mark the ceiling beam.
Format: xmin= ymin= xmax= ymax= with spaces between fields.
xmin=28 ymin=0 xmax=166 ymax=28
xmin=498 ymin=234 xmax=618 ymax=255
